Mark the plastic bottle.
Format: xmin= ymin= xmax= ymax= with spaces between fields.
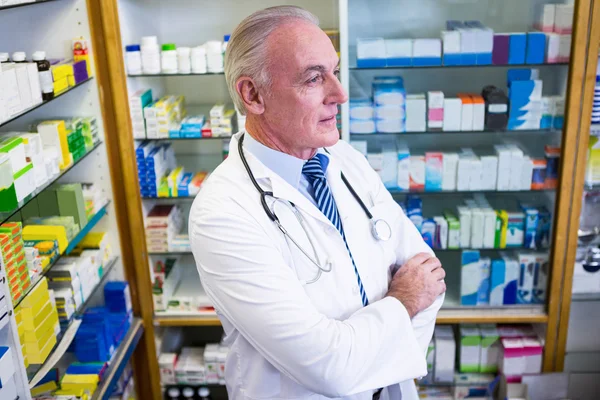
xmin=32 ymin=51 xmax=54 ymax=101
xmin=141 ymin=36 xmax=161 ymax=74
xmin=205 ymin=41 xmax=224 ymax=73
xmin=0 ymin=53 xmax=9 ymax=63
xmin=125 ymin=44 xmax=142 ymax=75
xmin=166 ymin=387 xmax=181 ymax=400
xmin=161 ymin=43 xmax=178 ymax=74
xmin=177 ymin=47 xmax=191 ymax=74
xmin=198 ymin=387 xmax=212 ymax=400
xmin=182 ymin=387 xmax=194 ymax=399
xmin=191 ymin=46 xmax=207 ymax=74
xmin=11 ymin=51 xmax=27 ymax=63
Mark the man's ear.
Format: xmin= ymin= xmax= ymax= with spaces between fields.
xmin=237 ymin=77 xmax=265 ymax=115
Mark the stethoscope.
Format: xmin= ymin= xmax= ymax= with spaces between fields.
xmin=238 ymin=133 xmax=392 ymax=283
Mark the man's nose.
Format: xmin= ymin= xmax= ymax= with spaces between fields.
xmin=326 ymin=75 xmax=349 ymax=104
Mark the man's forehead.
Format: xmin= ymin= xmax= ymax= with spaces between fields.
xmin=266 ymin=20 xmax=337 ymax=69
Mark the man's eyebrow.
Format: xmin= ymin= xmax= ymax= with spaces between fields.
xmin=300 ymin=61 xmax=341 ymax=77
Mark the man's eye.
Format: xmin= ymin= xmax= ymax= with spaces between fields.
xmin=334 ymin=69 xmax=340 ymax=77
xmin=308 ymin=75 xmax=322 ymax=84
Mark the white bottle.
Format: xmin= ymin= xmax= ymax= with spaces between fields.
xmin=161 ymin=43 xmax=178 ymax=74
xmin=177 ymin=47 xmax=191 ymax=74
xmin=191 ymin=46 xmax=207 ymax=74
xmin=205 ymin=41 xmax=224 ymax=73
xmin=141 ymin=36 xmax=161 ymax=74
xmin=125 ymin=44 xmax=142 ymax=75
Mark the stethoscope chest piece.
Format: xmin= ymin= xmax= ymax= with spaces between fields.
xmin=372 ymin=219 xmax=392 ymax=242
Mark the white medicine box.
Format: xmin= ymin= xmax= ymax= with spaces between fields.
xmin=0 ymin=346 xmax=16 ymax=389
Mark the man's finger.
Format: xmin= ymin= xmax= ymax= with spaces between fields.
xmin=432 ymin=267 xmax=446 ymax=280
xmin=437 ymin=281 xmax=447 ymax=295
xmin=421 ymin=257 xmax=442 ymax=272
xmin=406 ymin=252 xmax=432 ymax=268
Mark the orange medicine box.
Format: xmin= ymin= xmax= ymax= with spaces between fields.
xmin=457 ymin=94 xmax=474 ymax=131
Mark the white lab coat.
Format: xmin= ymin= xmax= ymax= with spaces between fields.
xmin=189 ymin=131 xmax=444 ymax=400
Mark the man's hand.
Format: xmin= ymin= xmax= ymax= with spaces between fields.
xmin=386 ymin=253 xmax=446 ymax=319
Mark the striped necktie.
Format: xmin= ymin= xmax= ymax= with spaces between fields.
xmin=302 ymin=154 xmax=369 ymax=306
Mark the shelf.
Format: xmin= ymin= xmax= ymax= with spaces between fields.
xmin=0 ymin=0 xmax=58 ymax=11
xmin=142 ymin=196 xmax=196 ymax=200
xmin=149 ymin=251 xmax=192 ymax=256
xmin=571 ymin=292 xmax=600 ymax=302
xmin=388 ymin=189 xmax=555 ymax=196
xmin=155 ymin=308 xmax=547 ymax=326
xmin=0 ymin=141 xmax=104 ymax=225
xmin=0 ymin=77 xmax=94 ymax=128
xmin=154 ymin=313 xmax=221 ymax=327
xmin=91 ymin=318 xmax=144 ymax=400
xmin=350 ymin=129 xmax=561 ymax=136
xmin=436 ymin=305 xmax=548 ymax=324
xmin=349 ymin=62 xmax=569 ymax=71
xmin=128 ymin=72 xmax=224 ymax=77
xmin=434 ymin=247 xmax=548 ymax=253
xmin=13 ymin=202 xmax=111 ymax=309
xmin=142 ymin=136 xmax=231 ymax=141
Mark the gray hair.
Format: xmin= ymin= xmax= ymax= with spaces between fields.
xmin=224 ymin=6 xmax=320 ymax=115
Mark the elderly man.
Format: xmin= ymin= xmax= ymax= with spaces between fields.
xmin=189 ymin=6 xmax=445 ymax=400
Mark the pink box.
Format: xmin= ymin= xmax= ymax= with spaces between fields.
xmin=522 ymin=338 xmax=543 ymax=375
xmin=500 ymin=338 xmax=525 ymax=378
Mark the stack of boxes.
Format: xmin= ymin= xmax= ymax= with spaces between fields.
xmin=73 ymin=281 xmax=132 ymax=363
xmin=72 ymin=37 xmax=93 ymax=79
xmin=82 ymin=182 xmax=109 ymax=219
xmin=160 ymin=344 xmax=230 ymax=386
xmin=130 ymin=89 xmax=153 ymax=139
xmin=350 ymin=139 xmax=560 ymax=192
xmin=0 ymin=136 xmax=36 ymax=205
xmin=0 ymin=55 xmax=43 ymax=124
xmin=460 ymin=250 xmax=549 ymax=306
xmin=144 ymin=204 xmax=184 ymax=253
xmin=0 ymin=345 xmax=18 ymax=399
xmin=210 ymin=104 xmax=235 ymax=137
xmin=177 ymin=115 xmax=206 ymax=138
xmin=152 ymin=257 xmax=181 ymax=312
xmin=144 ymin=95 xmax=186 ymax=139
xmin=37 ymin=120 xmax=72 ymax=170
xmin=76 ymin=231 xmax=112 ymax=266
xmin=421 ymin=324 xmax=542 ymax=393
xmin=356 ymin=14 xmax=571 ymax=69
xmin=350 ymin=74 xmax=565 ymax=134
xmin=18 ymin=133 xmax=47 ymax=188
xmin=136 ymin=142 xmax=176 ymax=198
xmin=535 ymin=4 xmax=573 ymax=64
xmin=0 ymin=222 xmax=31 ymax=302
xmin=14 ymin=277 xmax=60 ymax=365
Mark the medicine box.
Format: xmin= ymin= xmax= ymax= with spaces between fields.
xmin=412 ymin=39 xmax=442 ymax=66
xmin=425 ymin=152 xmax=443 ymax=191
xmin=405 ymin=94 xmax=426 ymax=132
xmin=506 ymin=212 xmax=525 ymax=248
xmin=409 ymin=155 xmax=425 ymax=190
xmin=427 ymin=91 xmax=444 ymax=130
xmin=461 ymin=250 xmax=481 ymax=306
xmin=517 ymin=253 xmax=536 ymax=304
xmin=536 ymin=4 xmax=556 ymax=32
xmin=458 ymin=94 xmax=474 ymax=131
xmin=490 ymin=258 xmax=514 ymax=305
xmin=499 ymin=338 xmax=525 ymax=378
xmin=356 ymin=38 xmax=386 ymax=68
xmin=459 ymin=325 xmax=481 ymax=373
xmin=482 ymin=208 xmax=497 ymax=249
xmin=457 ymin=206 xmax=471 ymax=248
xmin=397 ymin=146 xmax=410 ymax=191
xmin=470 ymin=208 xmax=485 ymax=248
xmin=385 ymin=39 xmax=413 ymax=67
xmin=0 ymin=346 xmax=15 ymax=389
xmin=442 ymin=30 xmax=461 ymax=66
xmin=443 ymin=98 xmax=462 ymax=131
xmin=532 ymin=253 xmax=549 ymax=304
xmin=521 ymin=205 xmax=539 ymax=249
xmin=445 ymin=213 xmax=461 ymax=249
xmin=434 ymin=326 xmax=456 ymax=383
xmin=522 ymin=337 xmax=543 ymax=375
xmin=477 ymin=257 xmax=491 ymax=305
xmin=479 ymin=324 xmax=500 ymax=373
xmin=442 ymin=153 xmax=458 ymax=191
xmin=508 ymin=33 xmax=526 ymax=65
xmin=526 ymin=32 xmax=546 ymax=64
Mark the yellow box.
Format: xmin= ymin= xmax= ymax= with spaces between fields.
xmin=19 ymin=296 xmax=53 ymax=323
xmin=55 ymin=388 xmax=91 ymax=399
xmin=37 ymin=120 xmax=71 ymax=170
xmin=17 ymin=277 xmax=49 ymax=309
xmin=496 ymin=210 xmax=509 ymax=249
xmin=53 ymin=77 xmax=69 ymax=94
xmin=22 ymin=354 xmax=29 ymax=369
xmin=22 ymin=300 xmax=54 ymax=330
xmin=25 ymin=323 xmax=56 ymax=354
xmin=23 ymin=308 xmax=59 ymax=344
xmin=78 ymin=232 xmax=106 ymax=248
xmin=26 ymin=333 xmax=56 ymax=364
xmin=51 ymin=64 xmax=74 ymax=81
xmin=17 ymin=321 xmax=24 ymax=338
xmin=67 ymin=75 xmax=75 ymax=87
xmin=22 ymin=225 xmax=68 ymax=254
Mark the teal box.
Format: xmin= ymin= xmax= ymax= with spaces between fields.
xmin=461 ymin=250 xmax=481 ymax=306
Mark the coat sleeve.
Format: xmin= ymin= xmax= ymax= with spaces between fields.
xmin=189 ymin=198 xmax=427 ymax=398
xmin=339 ymin=142 xmax=444 ymax=359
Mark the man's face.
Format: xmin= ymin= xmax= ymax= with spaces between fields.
xmin=261 ymin=20 xmax=348 ymax=155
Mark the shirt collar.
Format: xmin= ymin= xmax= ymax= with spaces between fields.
xmin=243 ymin=131 xmax=330 ymax=189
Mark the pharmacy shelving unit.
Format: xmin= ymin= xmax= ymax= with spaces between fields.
xmin=93 ymin=1 xmax=595 ymax=399
xmin=0 ymin=0 xmax=149 ymax=398
xmin=338 ymin=0 xmax=596 ymax=373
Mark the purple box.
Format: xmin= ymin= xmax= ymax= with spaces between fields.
xmin=73 ymin=60 xmax=89 ymax=84
xmin=493 ymin=34 xmax=510 ymax=65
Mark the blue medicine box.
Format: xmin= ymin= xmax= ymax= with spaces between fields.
xmin=508 ymin=33 xmax=526 ymax=64
xmin=526 ymin=32 xmax=546 ymax=64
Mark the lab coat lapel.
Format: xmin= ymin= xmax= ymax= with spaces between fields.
xmin=325 ymin=152 xmax=364 ymax=223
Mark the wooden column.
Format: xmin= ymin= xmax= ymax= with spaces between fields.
xmin=86 ymin=0 xmax=161 ymax=398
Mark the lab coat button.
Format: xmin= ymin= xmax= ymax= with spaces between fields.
xmin=328 ymin=226 xmax=336 ymax=235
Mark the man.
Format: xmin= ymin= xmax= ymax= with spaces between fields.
xmin=189 ymin=6 xmax=446 ymax=400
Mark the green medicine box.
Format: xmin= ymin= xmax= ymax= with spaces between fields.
xmin=459 ymin=325 xmax=482 ymax=373
xmin=56 ymin=184 xmax=88 ymax=230
xmin=0 ymin=154 xmax=18 ymax=213
xmin=37 ymin=189 xmax=61 ymax=217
